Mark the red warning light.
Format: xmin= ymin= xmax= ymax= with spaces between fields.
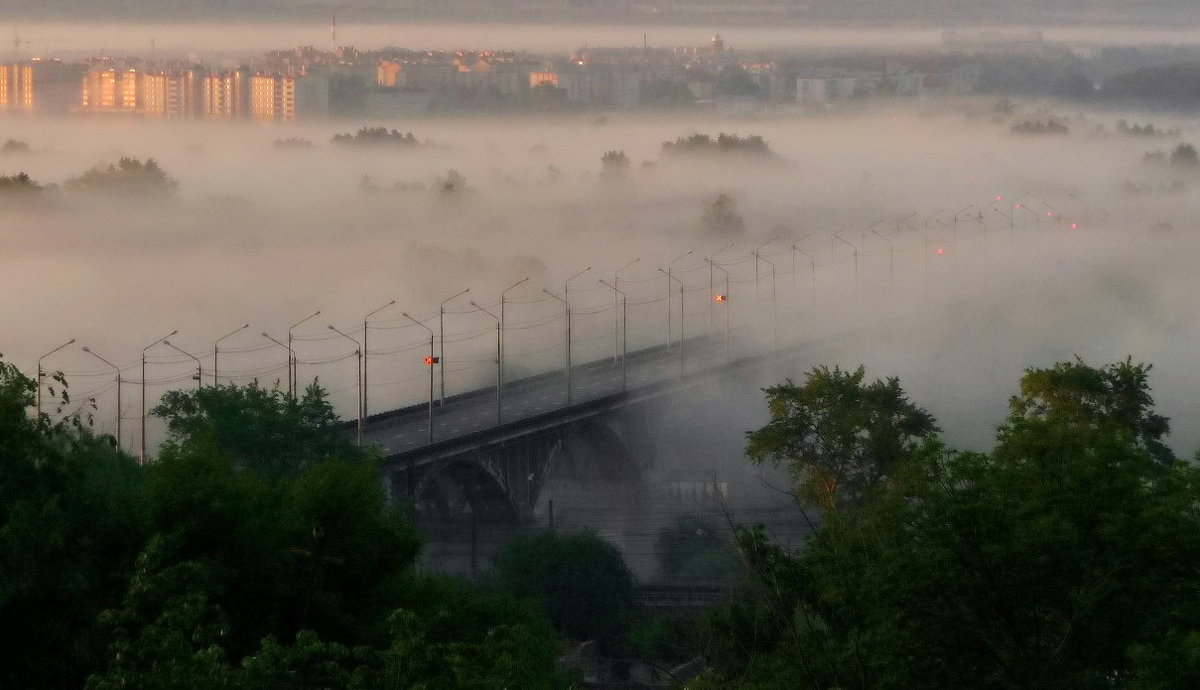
xmin=936 ymin=247 xmax=946 ymax=256
xmin=424 ymin=356 xmax=440 ymax=365
xmin=1046 ymin=211 xmax=1054 ymax=217
xmin=1070 ymin=223 xmax=1079 ymax=230
xmin=714 ymin=294 xmax=728 ymax=303
xmin=995 ymin=194 xmax=1004 ymax=201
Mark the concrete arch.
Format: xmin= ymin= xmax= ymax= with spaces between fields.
xmin=538 ymin=420 xmax=641 ymax=487
xmin=412 ymin=457 xmax=521 ymax=524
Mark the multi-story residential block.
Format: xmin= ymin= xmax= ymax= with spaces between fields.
xmin=201 ymin=69 xmax=250 ymax=118
xmin=0 ymin=63 xmax=34 ymax=111
xmin=250 ymin=72 xmax=328 ymax=120
xmin=142 ymin=70 xmax=198 ymax=118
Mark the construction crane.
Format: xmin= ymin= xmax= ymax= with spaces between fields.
xmin=11 ymin=26 xmax=33 ymax=62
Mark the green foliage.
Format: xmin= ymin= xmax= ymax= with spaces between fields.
xmin=0 ymin=367 xmax=566 ymax=687
xmin=599 ymin=149 xmax=630 ymax=182
xmin=1170 ymin=142 xmax=1199 ymax=168
xmin=331 ymin=127 xmax=420 ymax=146
xmin=1007 ymin=357 xmax=1174 ymax=464
xmin=64 ymin=156 xmax=177 ymax=196
xmin=706 ymin=359 xmax=1200 ymax=689
xmin=702 ymin=192 xmax=744 ymax=235
xmin=0 ymin=171 xmax=42 ymax=192
xmin=492 ymin=529 xmax=637 ymax=652
xmin=152 ymin=382 xmax=361 ymax=478
xmin=273 ymin=136 xmax=314 ymax=149
xmin=639 ymin=78 xmax=695 ymax=107
xmin=1011 ymin=118 xmax=1070 ymax=135
xmin=1 ymin=138 xmax=31 ymax=154
xmin=0 ymin=359 xmax=148 ymax=688
xmin=438 ymin=168 xmax=468 ymax=193
xmin=528 ymin=81 xmax=569 ymax=112
xmin=746 ymin=365 xmax=938 ymax=511
xmin=655 ymin=514 xmax=740 ymax=583
xmin=715 ymin=65 xmax=761 ymax=97
xmin=662 ymin=132 xmax=772 ymax=156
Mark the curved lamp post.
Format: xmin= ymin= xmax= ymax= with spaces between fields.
xmin=37 ymin=338 xmax=75 ymax=417
xmin=598 ymin=279 xmax=627 ymax=388
xmin=328 ymin=325 xmax=363 ymax=447
xmin=704 ymin=259 xmax=731 ymax=360
xmin=164 ymin=340 xmax=202 ymax=390
xmin=470 ymin=301 xmax=502 ymax=425
xmin=213 ymin=323 xmax=249 ymax=386
xmin=82 ymin=346 xmax=123 ymax=453
xmin=362 ymin=299 xmax=396 ymax=417
xmin=500 ymin=277 xmax=529 ymax=388
xmin=439 ymin=289 xmax=470 ymax=405
xmin=261 ymin=332 xmax=289 ymax=390
xmin=141 ymin=329 xmax=177 ymax=464
xmin=288 ymin=311 xmax=321 ymax=396
xmin=401 ymin=312 xmax=435 ymax=444
xmin=665 ymin=251 xmax=692 ymax=350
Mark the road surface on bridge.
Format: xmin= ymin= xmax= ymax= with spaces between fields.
xmin=361 ymin=342 xmax=709 ymax=457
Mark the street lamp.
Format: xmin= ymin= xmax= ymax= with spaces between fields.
xmin=609 ymin=259 xmax=640 ymax=361
xmin=792 ymin=243 xmax=816 ymax=313
xmin=665 ymin=250 xmax=692 ymax=350
xmin=1042 ymin=201 xmax=1064 ymax=232
xmin=542 ymin=288 xmax=572 ymax=405
xmin=328 ymin=325 xmax=363 ymax=447
xmin=658 ymin=268 xmax=686 ymax=374
xmin=598 ymin=279 xmax=627 ymax=389
xmin=757 ymin=253 xmax=778 ymax=350
xmin=163 ymin=340 xmax=202 ymax=390
xmin=992 ymin=207 xmax=1013 ymax=237
xmin=36 ymin=338 xmax=75 ymax=417
xmin=82 ymin=346 xmax=123 ymax=453
xmin=501 ymin=277 xmax=529 ymax=388
xmin=834 ymin=233 xmax=859 ymax=302
xmin=869 ymin=228 xmax=894 ymax=286
xmin=705 ymin=244 xmax=734 ymax=337
xmin=704 ymin=259 xmax=730 ymax=361
xmin=470 ymin=301 xmax=502 ymax=425
xmin=952 ymin=204 xmax=973 ymax=244
xmin=261 ymin=332 xmax=289 ymax=390
xmin=401 ymin=312 xmax=435 ymax=444
xmin=363 ymin=299 xmax=396 ymax=417
xmin=213 ymin=323 xmax=249 ymax=386
xmin=752 ymin=236 xmax=779 ymax=297
xmin=142 ymin=329 xmax=177 ymax=464
xmin=288 ymin=310 xmax=321 ymax=397
xmin=788 ymin=234 xmax=813 ymax=290
xmin=439 ymin=289 xmax=470 ymax=405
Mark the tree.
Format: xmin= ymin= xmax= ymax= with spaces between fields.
xmin=655 ymin=514 xmax=740 ymax=583
xmin=1006 ymin=357 xmax=1174 ymax=465
xmin=715 ymin=65 xmax=760 ymax=98
xmin=599 ymin=150 xmax=630 ymax=182
xmin=152 ymin=382 xmax=361 ymax=478
xmin=1 ymin=138 xmax=31 ymax=154
xmin=64 ymin=156 xmax=177 ymax=196
xmin=1170 ymin=142 xmax=1199 ymax=168
xmin=0 ymin=359 xmax=148 ymax=688
xmin=698 ymin=359 xmax=1200 ymax=689
xmin=437 ymin=168 xmax=467 ymax=193
xmin=746 ymin=365 xmax=938 ymax=511
xmin=702 ymin=193 xmax=745 ymax=235
xmin=492 ymin=529 xmax=637 ymax=652
xmin=331 ymin=127 xmax=420 ymax=146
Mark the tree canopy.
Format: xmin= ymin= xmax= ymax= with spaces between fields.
xmin=0 ymin=361 xmax=571 ymax=688
xmin=698 ymin=357 xmax=1200 ymax=689
xmin=746 ymin=365 xmax=939 ymax=511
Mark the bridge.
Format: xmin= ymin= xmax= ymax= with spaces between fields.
xmin=365 ymin=335 xmax=771 ymax=524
